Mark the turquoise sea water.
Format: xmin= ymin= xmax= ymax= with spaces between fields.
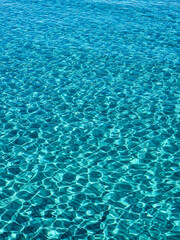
xmin=0 ymin=0 xmax=180 ymax=239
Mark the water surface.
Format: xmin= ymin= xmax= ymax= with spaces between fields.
xmin=0 ymin=0 xmax=179 ymax=239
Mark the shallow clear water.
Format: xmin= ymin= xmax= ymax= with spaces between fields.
xmin=0 ymin=0 xmax=180 ymax=239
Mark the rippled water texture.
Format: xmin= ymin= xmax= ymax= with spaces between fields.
xmin=0 ymin=0 xmax=180 ymax=239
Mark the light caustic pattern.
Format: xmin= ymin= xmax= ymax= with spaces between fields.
xmin=0 ymin=0 xmax=179 ymax=239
